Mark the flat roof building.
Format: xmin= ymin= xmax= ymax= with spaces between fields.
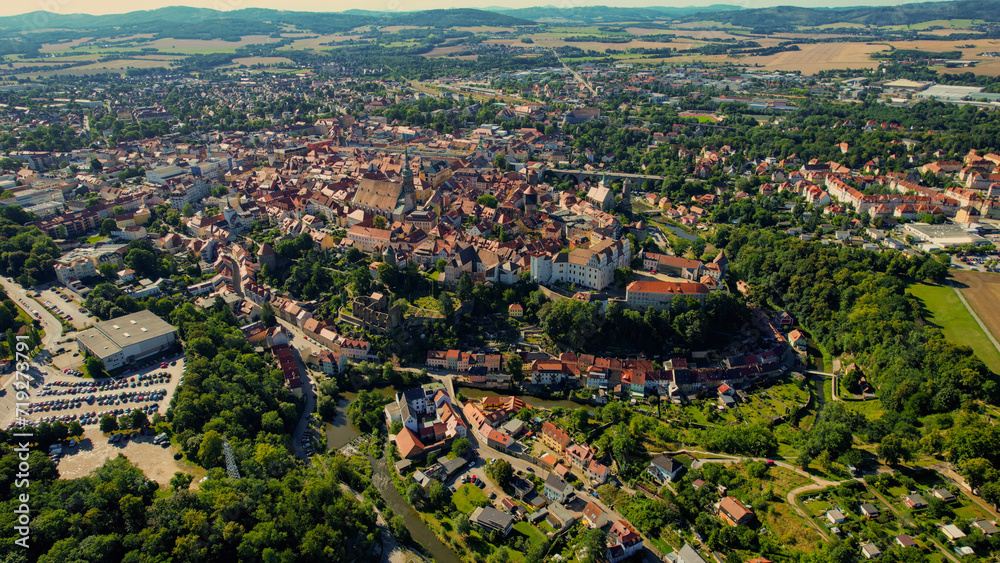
xmin=76 ymin=310 xmax=177 ymax=370
xmin=904 ymin=222 xmax=992 ymax=249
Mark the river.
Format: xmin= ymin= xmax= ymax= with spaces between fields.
xmin=325 ymin=384 xmax=459 ymax=563
xmin=661 ymin=222 xmax=699 ymax=241
xmin=325 ymin=386 xmax=400 ymax=450
xmin=367 ymin=452 xmax=460 ymax=563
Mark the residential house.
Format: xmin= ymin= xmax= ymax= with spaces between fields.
xmin=673 ymin=544 xmax=708 ymax=563
xmin=582 ymin=501 xmax=607 ymax=528
xmin=544 ymin=473 xmax=574 ymax=503
xmin=942 ymin=524 xmax=966 ymax=540
xmin=607 ymin=520 xmax=643 ymax=563
xmin=541 ymin=422 xmax=572 ymax=453
xmin=647 ymin=455 xmax=685 ymax=483
xmin=827 ymin=510 xmax=847 ymax=525
xmin=971 ymin=519 xmax=998 ymax=536
xmin=719 ymin=496 xmax=755 ymax=527
xmin=470 ymin=506 xmax=514 ymax=537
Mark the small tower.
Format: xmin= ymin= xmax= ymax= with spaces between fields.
xmin=382 ymin=245 xmax=397 ymax=267
xmin=523 ymin=185 xmax=538 ymax=215
xmin=618 ymin=178 xmax=632 ymax=214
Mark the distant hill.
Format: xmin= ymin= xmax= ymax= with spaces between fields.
xmin=0 ymin=7 xmax=534 ymax=36
xmin=677 ymin=0 xmax=1000 ymax=28
xmin=491 ymin=5 xmax=744 ymax=23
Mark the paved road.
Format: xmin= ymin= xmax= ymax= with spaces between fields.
xmin=0 ymin=277 xmax=64 ymax=353
xmin=276 ymin=319 xmax=318 ymax=461
xmin=552 ymin=49 xmax=597 ymax=97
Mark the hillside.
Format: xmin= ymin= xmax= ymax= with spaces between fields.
xmin=0 ymin=7 xmax=534 ymax=36
xmin=681 ymin=0 xmax=1000 ymax=28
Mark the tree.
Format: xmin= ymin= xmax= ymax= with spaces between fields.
xmin=182 ymin=203 xmax=195 ymax=217
xmin=438 ymin=292 xmax=455 ymax=320
xmin=406 ymin=482 xmax=422 ymax=506
xmin=486 ymin=459 xmax=514 ymax=490
xmin=427 ymin=480 xmax=450 ymax=509
xmin=100 ymin=218 xmax=117 ymax=236
xmin=579 ymin=528 xmax=607 ymax=563
xmin=98 ymin=262 xmax=118 ymax=281
xmin=377 ymin=262 xmax=398 ymax=289
xmin=456 ymin=273 xmax=473 ymax=301
xmin=198 ymin=430 xmax=224 ymax=468
xmin=89 ymin=157 xmax=103 ymax=173
xmin=452 ymin=438 xmax=471 ymax=458
xmin=477 ymin=194 xmax=498 ymax=209
xmin=506 ymin=354 xmax=524 ymax=381
xmin=99 ymin=414 xmax=118 ymax=433
xmin=170 ymin=471 xmax=194 ymax=491
xmin=877 ymin=434 xmax=910 ymax=465
xmin=124 ymin=248 xmax=157 ymax=278
xmin=960 ymin=458 xmax=997 ymax=491
xmin=453 ymin=513 xmax=471 ymax=536
xmin=261 ymin=301 xmax=276 ymax=328
xmin=84 ymin=356 xmax=107 ymax=379
xmin=373 ymin=215 xmax=387 ymax=230
xmin=493 ymin=154 xmax=508 ymax=171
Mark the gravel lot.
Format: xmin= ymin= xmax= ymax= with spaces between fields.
xmin=56 ymin=428 xmax=204 ymax=486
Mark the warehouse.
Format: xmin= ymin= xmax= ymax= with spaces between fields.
xmin=76 ymin=310 xmax=178 ymax=370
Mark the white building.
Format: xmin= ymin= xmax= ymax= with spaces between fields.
xmin=530 ymin=238 xmax=630 ymax=290
xmin=76 ymin=310 xmax=177 ymax=370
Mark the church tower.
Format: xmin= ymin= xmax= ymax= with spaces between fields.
xmin=401 ymin=149 xmax=416 ymax=212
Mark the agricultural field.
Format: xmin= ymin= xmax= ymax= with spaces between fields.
xmin=737 ymin=42 xmax=887 ymax=72
xmin=228 ymin=56 xmax=295 ymax=67
xmin=950 ymin=270 xmax=1000 ymax=344
xmin=906 ymin=282 xmax=1000 ymax=373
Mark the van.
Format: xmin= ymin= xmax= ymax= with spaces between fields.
xmin=154 ymin=433 xmax=169 ymax=445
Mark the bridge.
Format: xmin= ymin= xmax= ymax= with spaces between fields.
xmin=544 ymin=168 xmax=666 ymax=185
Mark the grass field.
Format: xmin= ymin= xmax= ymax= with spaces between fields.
xmin=907 ymin=283 xmax=1000 ymax=373
xmin=452 ymin=483 xmax=489 ymax=513
xmin=512 ymin=521 xmax=546 ymax=547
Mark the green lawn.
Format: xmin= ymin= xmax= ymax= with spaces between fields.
xmin=513 ymin=521 xmax=547 ymax=547
xmin=86 ymin=235 xmax=106 ymax=243
xmin=907 ymin=283 xmax=1000 ymax=373
xmin=453 ymin=484 xmax=489 ymax=513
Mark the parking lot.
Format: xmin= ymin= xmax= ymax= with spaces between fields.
xmin=1 ymin=354 xmax=186 ymax=433
xmin=37 ymin=286 xmax=93 ymax=330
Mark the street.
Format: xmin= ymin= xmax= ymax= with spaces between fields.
xmin=275 ymin=318 xmax=319 ymax=461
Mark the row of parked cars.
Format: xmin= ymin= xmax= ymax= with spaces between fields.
xmin=302 ymin=430 xmax=315 ymax=456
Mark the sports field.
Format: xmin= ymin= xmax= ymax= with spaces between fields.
xmin=907 ymin=282 xmax=1000 ymax=373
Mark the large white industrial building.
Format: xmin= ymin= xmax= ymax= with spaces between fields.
xmin=76 ymin=310 xmax=177 ymax=370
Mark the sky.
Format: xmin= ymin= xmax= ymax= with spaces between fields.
xmin=0 ymin=0 xmax=922 ymax=18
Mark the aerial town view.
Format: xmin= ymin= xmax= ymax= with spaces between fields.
xmin=3 ymin=0 xmax=1000 ymax=561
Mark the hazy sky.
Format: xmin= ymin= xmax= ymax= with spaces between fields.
xmin=0 ymin=0 xmax=920 ymax=18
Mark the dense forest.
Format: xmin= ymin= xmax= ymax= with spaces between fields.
xmin=729 ymin=229 xmax=998 ymax=415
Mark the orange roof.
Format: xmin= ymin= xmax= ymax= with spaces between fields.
xmin=396 ymin=427 xmax=425 ymax=459
xmin=626 ymin=281 xmax=709 ymax=294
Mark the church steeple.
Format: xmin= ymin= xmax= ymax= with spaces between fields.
xmin=401 ymin=148 xmax=414 ymax=194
